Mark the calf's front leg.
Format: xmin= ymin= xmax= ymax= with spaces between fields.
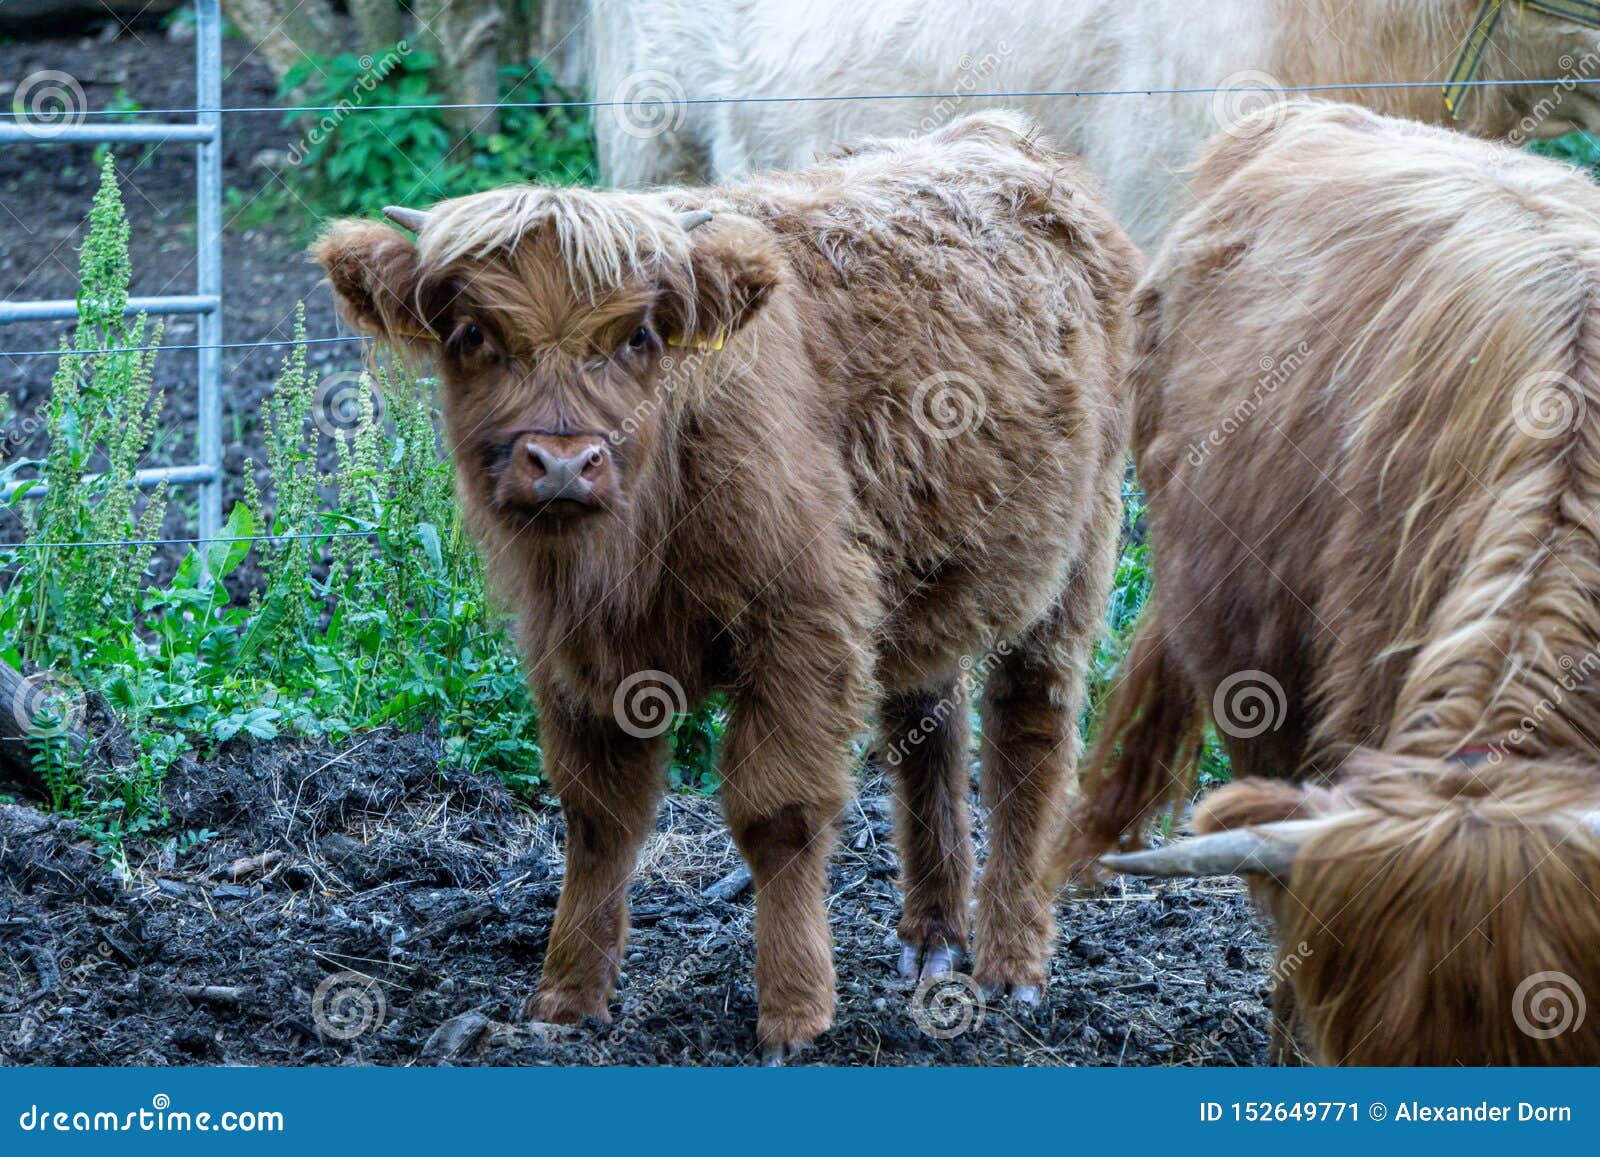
xmin=720 ymin=678 xmax=858 ymax=1064
xmin=535 ymin=707 xmax=666 ymax=1024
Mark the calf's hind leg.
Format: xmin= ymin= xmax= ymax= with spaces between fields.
xmin=535 ymin=709 xmax=666 ymax=1024
xmin=879 ymin=680 xmax=974 ymax=980
xmin=975 ymin=596 xmax=1099 ymax=1002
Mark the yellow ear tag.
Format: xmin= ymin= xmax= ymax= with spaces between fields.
xmin=668 ymin=329 xmax=727 ymax=351
xmin=394 ymin=329 xmax=439 ymax=343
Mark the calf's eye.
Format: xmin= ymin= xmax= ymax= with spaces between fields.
xmin=461 ymin=324 xmax=485 ymax=352
xmin=628 ymin=326 xmax=654 ymax=352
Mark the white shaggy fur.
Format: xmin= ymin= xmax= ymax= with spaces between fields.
xmin=589 ymin=0 xmax=1600 ymax=247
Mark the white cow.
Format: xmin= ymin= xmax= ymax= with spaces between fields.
xmin=590 ymin=0 xmax=1600 ymax=247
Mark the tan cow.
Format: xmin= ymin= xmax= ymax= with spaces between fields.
xmin=1063 ymin=100 xmax=1600 ymax=1065
xmin=315 ymin=113 xmax=1140 ymax=1061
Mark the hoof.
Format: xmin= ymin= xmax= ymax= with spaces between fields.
xmin=980 ymin=981 xmax=1044 ymax=1007
xmin=534 ymin=987 xmax=612 ymax=1025
xmin=897 ymin=940 xmax=958 ymax=981
xmin=760 ymin=1040 xmax=815 ymax=1067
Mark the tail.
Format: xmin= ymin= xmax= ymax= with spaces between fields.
xmin=1050 ymin=612 xmax=1203 ymax=887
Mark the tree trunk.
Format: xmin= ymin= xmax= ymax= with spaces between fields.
xmin=219 ymin=0 xmax=344 ymax=85
xmin=0 ymin=663 xmax=88 ymax=786
xmin=348 ymin=0 xmax=404 ymax=53
xmin=538 ymin=0 xmax=590 ymax=90
xmin=415 ymin=0 xmax=504 ymax=138
xmin=500 ymin=0 xmax=539 ymax=68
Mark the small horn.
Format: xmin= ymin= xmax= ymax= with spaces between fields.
xmin=677 ymin=210 xmax=713 ymax=232
xmin=1100 ymin=819 xmax=1327 ymax=879
xmin=383 ymin=206 xmax=430 ymax=234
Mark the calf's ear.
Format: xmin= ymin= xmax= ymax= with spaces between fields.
xmin=663 ymin=216 xmax=782 ymax=347
xmin=311 ymin=220 xmax=432 ymax=343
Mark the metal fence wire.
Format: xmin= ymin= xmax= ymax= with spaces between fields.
xmin=4 ymin=5 xmax=1600 ymax=542
xmin=0 ymin=0 xmax=223 ymax=539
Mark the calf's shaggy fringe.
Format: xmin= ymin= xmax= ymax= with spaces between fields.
xmin=1062 ymin=100 xmax=1600 ymax=1064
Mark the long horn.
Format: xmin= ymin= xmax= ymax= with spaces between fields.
xmin=384 ymin=206 xmax=430 ymax=234
xmin=1100 ymin=819 xmax=1328 ymax=879
xmin=677 ymin=210 xmax=713 ymax=232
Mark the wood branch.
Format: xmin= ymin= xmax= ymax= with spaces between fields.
xmin=701 ymin=864 xmax=753 ymax=903
xmin=0 ymin=663 xmax=88 ymax=785
xmin=177 ymin=984 xmax=249 ymax=1006
xmin=0 ymin=0 xmax=181 ymax=27
xmin=219 ymin=0 xmax=344 ymax=85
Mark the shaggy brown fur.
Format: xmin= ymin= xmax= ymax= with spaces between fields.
xmin=314 ymin=112 xmax=1139 ymax=1057
xmin=1062 ymin=100 xmax=1600 ymax=1064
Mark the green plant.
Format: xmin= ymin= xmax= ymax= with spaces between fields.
xmin=1530 ymin=130 xmax=1600 ymax=177
xmin=670 ymin=697 xmax=728 ymax=795
xmin=0 ymin=152 xmax=741 ymax=854
xmin=274 ymin=50 xmax=595 ymax=224
xmin=1085 ymin=478 xmax=1231 ymax=787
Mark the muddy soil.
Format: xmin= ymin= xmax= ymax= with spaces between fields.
xmin=0 ymin=727 xmax=1276 ymax=1067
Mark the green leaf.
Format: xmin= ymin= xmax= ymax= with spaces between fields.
xmin=204 ymin=502 xmax=254 ymax=582
xmin=417 ymin=522 xmax=443 ymax=574
xmin=242 ymin=708 xmax=281 ymax=740
xmin=237 ymin=585 xmax=292 ymax=661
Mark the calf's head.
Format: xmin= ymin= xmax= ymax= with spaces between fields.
xmin=1105 ymin=753 xmax=1600 ymax=1063
xmin=312 ymin=189 xmax=779 ymax=537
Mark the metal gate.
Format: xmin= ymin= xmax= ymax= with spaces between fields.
xmin=0 ymin=0 xmax=223 ymax=544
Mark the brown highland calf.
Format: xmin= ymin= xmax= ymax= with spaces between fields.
xmin=1062 ymin=101 xmax=1600 ymax=1065
xmin=314 ymin=112 xmax=1139 ymax=1060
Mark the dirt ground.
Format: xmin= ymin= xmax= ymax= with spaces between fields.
xmin=0 ymin=725 xmax=1276 ymax=1068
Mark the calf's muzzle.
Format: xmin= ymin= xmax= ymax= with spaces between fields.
xmin=511 ymin=433 xmax=614 ymax=510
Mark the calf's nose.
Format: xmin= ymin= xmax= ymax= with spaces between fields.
xmin=521 ymin=435 xmax=611 ymax=505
